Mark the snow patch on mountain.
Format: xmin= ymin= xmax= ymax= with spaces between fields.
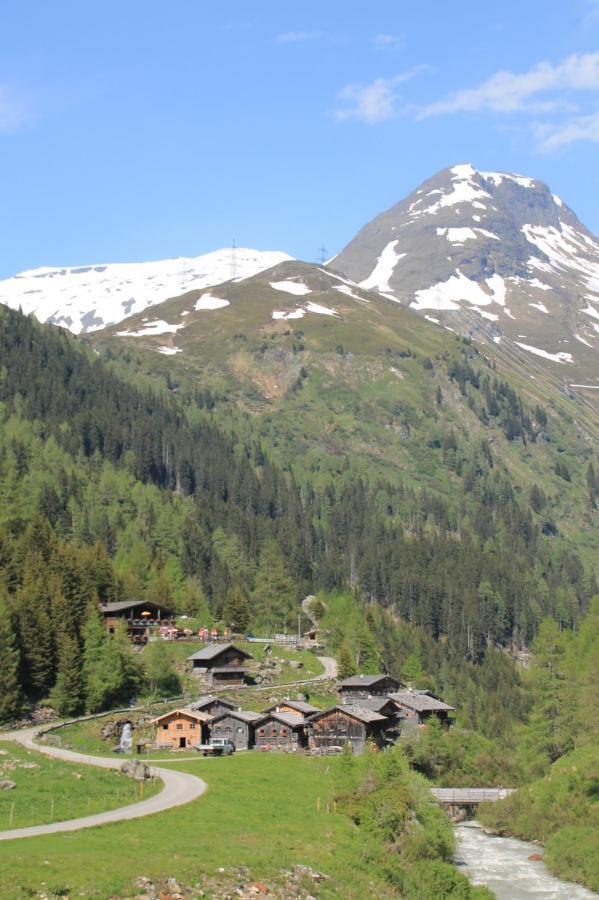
xmin=272 ymin=309 xmax=306 ymax=320
xmin=270 ymin=280 xmax=312 ymax=296
xmin=0 ymin=247 xmax=292 ymax=334
xmin=305 ymin=301 xmax=339 ymax=317
xmin=515 ymin=342 xmax=573 ymax=363
xmin=359 ymin=240 xmax=405 ymax=293
xmin=411 ymin=270 xmax=507 ymax=312
xmin=117 ymin=320 xmax=186 ymax=337
xmin=194 ymin=293 xmax=230 ymax=311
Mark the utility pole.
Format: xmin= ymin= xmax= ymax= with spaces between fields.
xmin=317 ymin=245 xmax=328 ymax=265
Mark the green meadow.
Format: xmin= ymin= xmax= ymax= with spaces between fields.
xmin=0 ymin=752 xmax=397 ymax=899
xmin=0 ymin=741 xmax=160 ymax=832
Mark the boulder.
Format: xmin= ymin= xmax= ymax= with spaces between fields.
xmin=121 ymin=760 xmax=151 ymax=781
xmin=528 ymin=852 xmax=543 ymax=862
xmin=0 ymin=780 xmax=16 ymax=790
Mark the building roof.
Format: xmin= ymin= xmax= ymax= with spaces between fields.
xmin=256 ymin=711 xmax=306 ymax=728
xmin=310 ymin=705 xmax=389 ymax=725
xmin=100 ymin=599 xmax=174 ymax=615
xmin=388 ymin=691 xmax=455 ymax=713
xmin=210 ymin=709 xmax=263 ymax=724
xmin=357 ymin=697 xmax=398 ymax=714
xmin=151 ymin=708 xmax=211 ymax=725
xmin=338 ymin=674 xmax=400 ymax=688
xmin=189 ymin=695 xmax=238 ymax=711
xmin=187 ymin=643 xmax=253 ymax=663
xmin=261 ymin=700 xmax=320 ymax=716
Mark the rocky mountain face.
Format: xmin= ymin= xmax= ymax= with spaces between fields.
xmin=0 ymin=247 xmax=292 ymax=334
xmin=331 ymin=164 xmax=599 ymax=385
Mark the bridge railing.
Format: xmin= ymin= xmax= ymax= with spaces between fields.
xmin=430 ymin=788 xmax=515 ymax=804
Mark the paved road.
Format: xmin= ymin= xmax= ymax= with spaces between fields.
xmin=0 ymin=725 xmax=207 ymax=842
xmin=0 ymin=656 xmax=336 ymax=841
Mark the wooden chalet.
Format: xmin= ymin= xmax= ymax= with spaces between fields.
xmin=209 ymin=709 xmax=263 ymax=750
xmin=308 ymin=705 xmax=392 ymax=754
xmin=260 ymin=699 xmax=320 ymax=718
xmin=388 ymin=690 xmax=455 ymax=726
xmin=187 ymin=643 xmax=253 ymax=686
xmin=254 ymin=711 xmax=308 ymax=751
xmin=338 ymin=674 xmax=401 ymax=703
xmin=188 ymin=695 xmax=239 ymax=717
xmin=152 ymin=708 xmax=211 ymax=750
xmin=100 ymin=600 xmax=175 ymax=644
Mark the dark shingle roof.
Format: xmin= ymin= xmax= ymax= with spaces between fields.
xmin=261 ymin=700 xmax=320 ymax=716
xmin=187 ymin=643 xmax=252 ymax=663
xmin=310 ymin=705 xmax=389 ymax=724
xmin=189 ymin=695 xmax=237 ymax=711
xmin=100 ymin=599 xmax=174 ymax=615
xmin=389 ymin=691 xmax=455 ymax=713
xmin=210 ymin=709 xmax=263 ymax=724
xmin=256 ymin=711 xmax=305 ymax=728
xmin=338 ymin=674 xmax=399 ymax=688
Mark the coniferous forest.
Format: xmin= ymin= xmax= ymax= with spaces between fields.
xmin=1 ymin=302 xmax=599 ymax=890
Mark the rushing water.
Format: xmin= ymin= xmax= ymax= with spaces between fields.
xmin=455 ymin=821 xmax=598 ymax=899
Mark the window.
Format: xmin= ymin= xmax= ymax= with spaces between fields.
xmin=189 ymin=723 xmax=196 ymax=729
xmin=281 ymin=729 xmax=287 ymax=736
xmin=176 ymin=723 xmax=183 ymax=730
xmin=162 ymin=724 xmax=168 ymax=730
xmin=259 ymin=729 xmax=265 ymax=736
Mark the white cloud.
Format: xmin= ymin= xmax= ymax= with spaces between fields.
xmin=0 ymin=85 xmax=29 ymax=134
xmin=372 ymin=33 xmax=404 ymax=50
xmin=535 ymin=107 xmax=599 ymax=150
xmin=275 ymin=30 xmax=324 ymax=43
xmin=335 ymin=67 xmax=430 ymax=124
xmin=419 ymin=52 xmax=599 ymax=117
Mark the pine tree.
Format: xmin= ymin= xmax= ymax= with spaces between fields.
xmin=0 ymin=595 xmax=21 ymax=722
xmin=337 ymin=639 xmax=357 ymax=678
xmin=52 ymin=631 xmax=84 ymax=716
xmin=224 ymin=584 xmax=251 ymax=633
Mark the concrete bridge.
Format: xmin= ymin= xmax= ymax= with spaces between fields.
xmin=430 ymin=788 xmax=515 ymax=804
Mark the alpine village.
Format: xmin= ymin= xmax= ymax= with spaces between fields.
xmin=2 ymin=6 xmax=599 ymax=900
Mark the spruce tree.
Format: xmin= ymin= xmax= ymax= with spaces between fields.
xmin=52 ymin=631 xmax=84 ymax=716
xmin=0 ymin=596 xmax=21 ymax=722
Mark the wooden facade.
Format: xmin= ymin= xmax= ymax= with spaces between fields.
xmin=187 ymin=643 xmax=253 ymax=686
xmin=100 ymin=600 xmax=175 ymax=644
xmin=338 ymin=674 xmax=401 ymax=703
xmin=308 ymin=705 xmax=390 ymax=754
xmin=152 ymin=709 xmax=210 ymax=750
xmin=254 ymin=712 xmax=308 ymax=751
xmin=209 ymin=710 xmax=262 ymax=750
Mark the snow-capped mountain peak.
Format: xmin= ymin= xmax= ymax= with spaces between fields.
xmin=330 ymin=163 xmax=599 ymax=379
xmin=0 ymin=247 xmax=293 ymax=334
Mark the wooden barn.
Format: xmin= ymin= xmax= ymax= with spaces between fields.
xmin=100 ymin=599 xmax=175 ymax=644
xmin=209 ymin=709 xmax=263 ymax=750
xmin=254 ymin=712 xmax=308 ymax=751
xmin=152 ymin=708 xmax=210 ymax=750
xmin=338 ymin=674 xmax=401 ymax=703
xmin=187 ymin=643 xmax=253 ymax=686
xmin=260 ymin=699 xmax=320 ymax=719
xmin=388 ymin=690 xmax=455 ymax=726
xmin=308 ymin=705 xmax=391 ymax=754
xmin=188 ymin=695 xmax=239 ymax=717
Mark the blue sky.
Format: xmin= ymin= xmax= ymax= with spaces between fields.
xmin=2 ymin=1 xmax=599 ymax=277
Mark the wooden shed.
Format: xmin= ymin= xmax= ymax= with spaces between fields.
xmin=187 ymin=643 xmax=253 ymax=686
xmin=388 ymin=690 xmax=455 ymax=726
xmin=209 ymin=709 xmax=262 ymax=750
xmin=151 ymin=708 xmax=210 ymax=750
xmin=254 ymin=712 xmax=308 ymax=751
xmin=338 ymin=674 xmax=401 ymax=703
xmin=188 ymin=695 xmax=238 ymax=717
xmin=308 ymin=705 xmax=391 ymax=754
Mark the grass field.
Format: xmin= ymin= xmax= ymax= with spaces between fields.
xmin=0 ymin=752 xmax=396 ymax=899
xmin=0 ymin=741 xmax=161 ymax=831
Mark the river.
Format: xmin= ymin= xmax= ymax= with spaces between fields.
xmin=455 ymin=821 xmax=598 ymax=899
